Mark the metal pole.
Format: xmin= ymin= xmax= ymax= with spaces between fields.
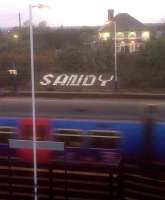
xmin=29 ymin=4 xmax=38 ymax=200
xmin=19 ymin=12 xmax=21 ymax=29
xmin=114 ymin=22 xmax=118 ymax=91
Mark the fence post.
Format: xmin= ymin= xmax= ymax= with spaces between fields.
xmin=49 ymin=166 xmax=53 ymax=200
xmin=8 ymin=146 xmax=13 ymax=200
xmin=64 ymin=148 xmax=68 ymax=200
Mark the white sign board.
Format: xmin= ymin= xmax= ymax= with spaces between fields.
xmin=9 ymin=139 xmax=64 ymax=151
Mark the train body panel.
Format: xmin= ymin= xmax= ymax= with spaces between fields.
xmin=0 ymin=118 xmax=164 ymax=163
xmin=154 ymin=123 xmax=165 ymax=161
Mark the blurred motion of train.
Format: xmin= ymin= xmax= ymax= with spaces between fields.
xmin=0 ymin=117 xmax=165 ymax=164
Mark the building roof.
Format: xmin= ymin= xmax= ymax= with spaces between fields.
xmin=99 ymin=13 xmax=148 ymax=32
xmin=145 ymin=23 xmax=165 ymax=31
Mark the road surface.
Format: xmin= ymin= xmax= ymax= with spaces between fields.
xmin=0 ymin=97 xmax=164 ymax=120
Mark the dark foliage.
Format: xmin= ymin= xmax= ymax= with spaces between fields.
xmin=0 ymin=26 xmax=165 ymax=91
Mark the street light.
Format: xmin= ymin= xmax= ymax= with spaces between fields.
xmin=29 ymin=4 xmax=49 ymax=200
xmin=13 ymin=34 xmax=19 ymax=39
xmin=113 ymin=21 xmax=118 ymax=92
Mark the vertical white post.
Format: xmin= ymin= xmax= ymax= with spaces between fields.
xmin=29 ymin=4 xmax=38 ymax=200
xmin=114 ymin=22 xmax=118 ymax=91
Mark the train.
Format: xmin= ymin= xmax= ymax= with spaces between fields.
xmin=0 ymin=117 xmax=165 ymax=164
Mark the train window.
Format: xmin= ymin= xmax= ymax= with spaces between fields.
xmin=89 ymin=130 xmax=121 ymax=137
xmin=87 ymin=130 xmax=121 ymax=149
xmin=55 ymin=129 xmax=83 ymax=147
xmin=55 ymin=129 xmax=81 ymax=135
xmin=0 ymin=126 xmax=16 ymax=144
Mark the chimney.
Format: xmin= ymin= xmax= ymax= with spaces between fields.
xmin=108 ymin=9 xmax=114 ymax=22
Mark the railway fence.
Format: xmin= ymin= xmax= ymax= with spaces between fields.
xmin=0 ymin=121 xmax=165 ymax=200
xmin=0 ymin=156 xmax=121 ymax=200
xmin=0 ymin=125 xmax=121 ymax=200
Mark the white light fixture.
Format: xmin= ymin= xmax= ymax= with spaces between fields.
xmin=13 ymin=34 xmax=19 ymax=39
xmin=8 ymin=69 xmax=18 ymax=75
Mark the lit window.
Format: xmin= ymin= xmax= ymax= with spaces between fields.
xmin=142 ymin=31 xmax=150 ymax=41
xmin=117 ymin=32 xmax=124 ymax=40
xmin=56 ymin=129 xmax=83 ymax=147
xmin=128 ymin=32 xmax=136 ymax=39
xmin=99 ymin=32 xmax=110 ymax=40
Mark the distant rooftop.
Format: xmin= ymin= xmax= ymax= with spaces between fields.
xmin=99 ymin=13 xmax=148 ymax=32
xmin=145 ymin=23 xmax=165 ymax=31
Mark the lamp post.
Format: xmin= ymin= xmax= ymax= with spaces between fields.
xmin=29 ymin=5 xmax=38 ymax=200
xmin=29 ymin=4 xmax=49 ymax=200
xmin=113 ymin=21 xmax=118 ymax=92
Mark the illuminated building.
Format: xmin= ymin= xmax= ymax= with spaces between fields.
xmin=98 ymin=10 xmax=150 ymax=53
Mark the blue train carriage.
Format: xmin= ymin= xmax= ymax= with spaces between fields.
xmin=0 ymin=119 xmax=122 ymax=164
xmin=0 ymin=118 xmax=165 ymax=164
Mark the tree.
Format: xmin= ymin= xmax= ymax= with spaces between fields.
xmin=55 ymin=46 xmax=83 ymax=72
xmin=38 ymin=21 xmax=47 ymax=28
xmin=144 ymin=36 xmax=165 ymax=69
